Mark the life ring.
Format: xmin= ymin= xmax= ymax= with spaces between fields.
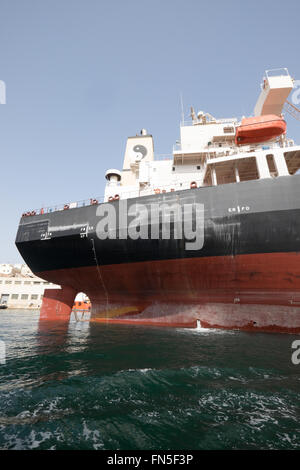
xmin=114 ymin=194 xmax=120 ymax=201
xmin=190 ymin=181 xmax=197 ymax=189
xmin=108 ymin=196 xmax=114 ymax=202
xmin=26 ymin=211 xmax=31 ymax=217
xmin=90 ymin=198 xmax=98 ymax=205
xmin=154 ymin=188 xmax=161 ymax=194
xmin=30 ymin=210 xmax=36 ymax=216
xmin=64 ymin=204 xmax=70 ymax=210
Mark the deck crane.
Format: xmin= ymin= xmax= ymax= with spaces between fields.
xmin=283 ymin=100 xmax=300 ymax=122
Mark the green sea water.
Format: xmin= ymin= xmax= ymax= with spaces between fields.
xmin=0 ymin=309 xmax=299 ymax=450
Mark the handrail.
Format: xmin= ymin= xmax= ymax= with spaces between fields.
xmin=154 ymin=153 xmax=173 ymax=161
xmin=265 ymin=68 xmax=289 ymax=78
xmin=21 ymin=179 xmax=206 ymax=217
xmin=180 ymin=117 xmax=238 ymax=127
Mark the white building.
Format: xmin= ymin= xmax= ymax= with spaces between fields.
xmin=0 ymin=264 xmax=13 ymax=275
xmin=0 ymin=264 xmax=60 ymax=309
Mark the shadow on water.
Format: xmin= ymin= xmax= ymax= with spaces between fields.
xmin=0 ymin=310 xmax=299 ymax=450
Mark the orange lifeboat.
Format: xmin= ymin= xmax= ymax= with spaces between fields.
xmin=73 ymin=300 xmax=91 ymax=311
xmin=235 ymin=114 xmax=286 ymax=145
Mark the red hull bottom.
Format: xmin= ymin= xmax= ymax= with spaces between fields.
xmin=88 ymin=303 xmax=300 ymax=334
xmin=38 ymin=253 xmax=300 ymax=334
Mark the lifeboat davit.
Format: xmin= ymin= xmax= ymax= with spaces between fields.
xmin=235 ymin=114 xmax=286 ymax=145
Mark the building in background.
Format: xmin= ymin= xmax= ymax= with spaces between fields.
xmin=0 ymin=264 xmax=90 ymax=309
xmin=0 ymin=264 xmax=59 ymax=309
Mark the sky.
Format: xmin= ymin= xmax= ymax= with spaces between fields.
xmin=0 ymin=0 xmax=300 ymax=262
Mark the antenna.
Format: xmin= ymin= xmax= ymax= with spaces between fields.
xmin=190 ymin=106 xmax=197 ymax=123
xmin=180 ymin=93 xmax=184 ymax=124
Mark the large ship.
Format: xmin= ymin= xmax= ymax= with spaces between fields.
xmin=16 ymin=68 xmax=300 ymax=333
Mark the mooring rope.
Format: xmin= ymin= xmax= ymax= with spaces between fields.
xmin=91 ymin=238 xmax=109 ymax=316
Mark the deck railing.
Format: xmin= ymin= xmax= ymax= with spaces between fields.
xmin=21 ymin=178 xmax=206 ymax=217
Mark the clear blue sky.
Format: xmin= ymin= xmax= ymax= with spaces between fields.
xmin=1 ymin=0 xmax=300 ymax=262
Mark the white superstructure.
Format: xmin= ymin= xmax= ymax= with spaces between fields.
xmin=104 ymin=68 xmax=300 ymax=202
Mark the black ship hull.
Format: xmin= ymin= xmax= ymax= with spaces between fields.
xmin=16 ymin=175 xmax=300 ymax=333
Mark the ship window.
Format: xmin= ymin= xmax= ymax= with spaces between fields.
xmin=223 ymin=127 xmax=234 ymax=134
xmin=284 ymin=151 xmax=300 ymax=175
xmin=172 ymin=167 xmax=175 ymax=171
xmin=197 ymin=165 xmax=201 ymax=170
xmin=21 ymin=294 xmax=29 ymax=300
xmin=214 ymin=162 xmax=236 ymax=185
xmin=5 ymin=280 xmax=12 ymax=285
xmin=14 ymin=281 xmax=21 ymax=285
xmin=33 ymin=281 xmax=40 ymax=285
xmin=24 ymin=281 xmax=31 ymax=285
xmin=207 ymin=157 xmax=259 ymax=186
xmin=11 ymin=294 xmax=18 ymax=300
xmin=266 ymin=154 xmax=278 ymax=178
xmin=235 ymin=157 xmax=259 ymax=182
xmin=31 ymin=295 xmax=38 ymax=300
